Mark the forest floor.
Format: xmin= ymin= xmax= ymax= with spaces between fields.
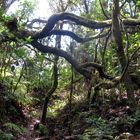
xmin=20 ymin=91 xmax=140 ymax=140
xmin=0 ymin=91 xmax=140 ymax=140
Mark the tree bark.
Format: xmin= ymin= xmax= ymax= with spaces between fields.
xmin=112 ymin=0 xmax=136 ymax=107
xmin=41 ymin=61 xmax=58 ymax=124
xmin=41 ymin=23 xmax=62 ymax=124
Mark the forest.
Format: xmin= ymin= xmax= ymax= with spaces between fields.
xmin=0 ymin=0 xmax=140 ymax=139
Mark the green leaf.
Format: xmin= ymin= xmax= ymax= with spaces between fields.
xmin=26 ymin=36 xmax=32 ymax=43
xmin=15 ymin=48 xmax=26 ymax=57
xmin=10 ymin=42 xmax=15 ymax=46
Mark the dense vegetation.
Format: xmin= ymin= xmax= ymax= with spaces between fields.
xmin=0 ymin=0 xmax=140 ymax=139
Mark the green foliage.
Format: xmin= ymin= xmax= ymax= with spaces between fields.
xmin=34 ymin=123 xmax=48 ymax=136
xmin=58 ymin=62 xmax=71 ymax=89
xmin=0 ymin=130 xmax=13 ymax=140
xmin=25 ymin=36 xmax=32 ymax=43
xmin=0 ymin=0 xmax=140 ymax=139
xmin=8 ymin=0 xmax=37 ymax=20
xmin=80 ymin=116 xmax=114 ymax=140
xmin=14 ymin=48 xmax=27 ymax=58
xmin=132 ymin=109 xmax=140 ymax=122
xmin=47 ymin=99 xmax=66 ymax=117
xmin=4 ymin=123 xmax=27 ymax=135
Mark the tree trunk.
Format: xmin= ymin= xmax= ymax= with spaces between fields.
xmin=112 ymin=0 xmax=136 ymax=108
xmin=41 ymin=23 xmax=63 ymax=124
xmin=41 ymin=63 xmax=58 ymax=124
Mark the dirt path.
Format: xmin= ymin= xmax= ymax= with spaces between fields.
xmin=20 ymin=108 xmax=42 ymax=140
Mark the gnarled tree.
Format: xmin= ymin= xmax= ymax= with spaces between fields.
xmin=1 ymin=0 xmax=140 ymax=117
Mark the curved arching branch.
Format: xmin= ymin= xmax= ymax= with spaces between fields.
xmin=48 ymin=30 xmax=109 ymax=42
xmin=79 ymin=62 xmax=114 ymax=80
xmin=1 ymin=12 xmax=140 ymax=84
xmin=32 ymin=12 xmax=140 ymax=40
xmin=30 ymin=40 xmax=115 ymax=80
xmin=27 ymin=19 xmax=48 ymax=27
xmin=30 ymin=40 xmax=92 ymax=79
xmin=2 ymin=33 xmax=139 ymax=82
xmin=94 ymin=46 xmax=140 ymax=91
xmin=32 ymin=12 xmax=112 ymax=39
xmin=2 ymin=13 xmax=140 ymax=44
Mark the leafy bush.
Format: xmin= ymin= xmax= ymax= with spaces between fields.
xmin=80 ymin=116 xmax=114 ymax=140
xmin=4 ymin=123 xmax=27 ymax=135
xmin=0 ymin=130 xmax=14 ymax=140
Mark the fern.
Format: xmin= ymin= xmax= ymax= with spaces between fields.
xmin=0 ymin=130 xmax=13 ymax=140
xmin=4 ymin=123 xmax=27 ymax=135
